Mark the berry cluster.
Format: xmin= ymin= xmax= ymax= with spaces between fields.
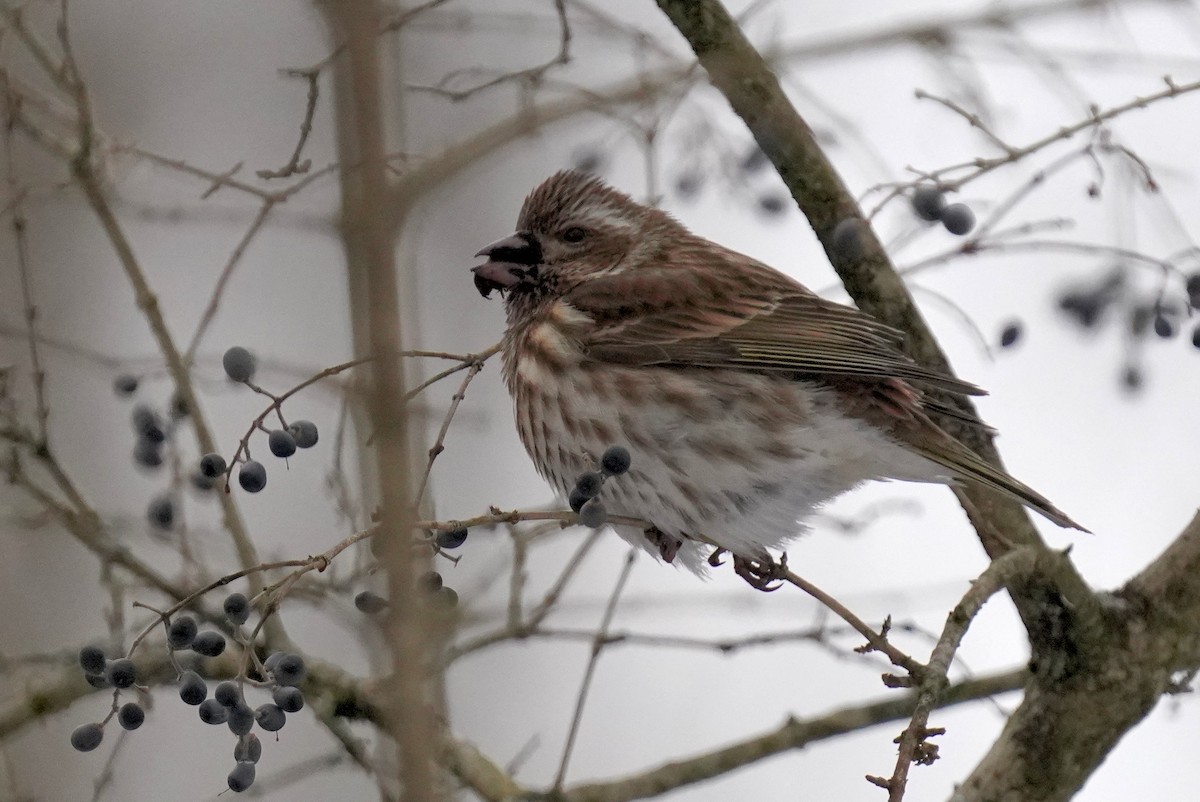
xmin=910 ymin=185 xmax=976 ymax=236
xmin=353 ymin=569 xmax=458 ymax=616
xmin=567 ymin=445 xmax=631 ymax=529
xmin=197 ymin=347 xmax=320 ymax=494
xmin=70 ymin=587 xmax=308 ymax=794
xmin=112 ymin=372 xmax=216 ymax=537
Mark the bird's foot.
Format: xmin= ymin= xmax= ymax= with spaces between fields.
xmin=645 ymin=526 xmax=683 ymax=564
xmin=733 ymin=553 xmax=787 ymax=592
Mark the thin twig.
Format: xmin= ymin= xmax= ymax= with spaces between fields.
xmin=553 ymin=548 xmax=637 ymax=790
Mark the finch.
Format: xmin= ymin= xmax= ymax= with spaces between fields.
xmin=472 ymin=170 xmax=1082 ymax=572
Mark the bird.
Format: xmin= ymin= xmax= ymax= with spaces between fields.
xmin=471 ymin=170 xmax=1083 ymax=575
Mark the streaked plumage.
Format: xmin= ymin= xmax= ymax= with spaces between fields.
xmin=472 ymin=170 xmax=1082 ymax=571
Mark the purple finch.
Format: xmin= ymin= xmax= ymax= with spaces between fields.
xmin=473 ymin=170 xmax=1082 ymax=572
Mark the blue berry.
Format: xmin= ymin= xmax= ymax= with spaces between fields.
xmin=941 ymin=203 xmax=975 ymax=236
xmin=999 ymin=322 xmax=1022 ymax=348
xmin=106 ymin=658 xmax=137 ymax=689
xmin=354 ymin=591 xmax=388 ymax=614
xmin=600 ymin=446 xmax=630 ymax=475
xmin=79 ymin=645 xmax=106 ymax=676
xmin=117 ymin=702 xmax=145 ymax=731
xmin=85 ymin=673 xmax=112 ymax=689
xmin=272 ymin=653 xmax=306 ymax=687
xmin=223 ymin=593 xmax=250 ymax=625
xmin=191 ymin=631 xmax=227 ymax=657
xmin=238 ymin=461 xmax=267 ymax=493
xmin=255 ymin=703 xmax=286 ymax=732
xmin=568 ymin=486 xmax=588 ymax=513
xmin=215 ymin=681 xmax=241 ymax=708
xmin=436 ymin=527 xmax=468 ymax=550
xmin=113 ymin=374 xmax=139 ymax=396
xmin=268 ymin=429 xmax=297 ymax=458
xmin=227 ymin=760 xmax=256 ymax=792
xmin=579 ymin=499 xmax=608 ymax=528
xmin=147 ymin=495 xmax=175 ymax=530
xmin=199 ymin=698 xmax=229 ymax=725
xmin=433 ymin=586 xmax=459 ymax=610
xmin=234 ymin=734 xmax=262 ymax=764
xmin=199 ymin=453 xmax=227 ymax=478
xmin=178 ymin=670 xmax=207 ymax=705
xmin=131 ymin=405 xmax=165 ymax=443
xmin=419 ymin=571 xmax=443 ymax=593
xmin=574 ymin=471 xmax=603 ymax=499
xmin=263 ymin=651 xmax=286 ymax=674
xmin=288 ymin=420 xmax=319 ymax=448
xmin=133 ymin=437 xmax=164 ymax=469
xmin=70 ymin=723 xmax=104 ymax=752
xmin=222 ymin=347 xmax=256 ymax=383
xmin=273 ymin=686 xmax=304 ymax=713
xmin=167 ymin=616 xmax=198 ymax=649
xmin=832 ymin=218 xmax=864 ymax=262
xmin=911 ymin=186 xmax=946 ymax=222
xmin=227 ymin=703 xmax=255 ymax=736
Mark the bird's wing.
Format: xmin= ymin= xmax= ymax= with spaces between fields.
xmin=563 ymin=242 xmax=983 ymax=397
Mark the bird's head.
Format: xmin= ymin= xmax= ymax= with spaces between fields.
xmin=472 ymin=170 xmax=675 ymax=301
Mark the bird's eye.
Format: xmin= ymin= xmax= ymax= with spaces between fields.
xmin=562 ymin=227 xmax=588 ymax=244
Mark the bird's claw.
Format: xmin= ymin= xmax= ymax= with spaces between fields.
xmin=733 ymin=553 xmax=787 ymax=592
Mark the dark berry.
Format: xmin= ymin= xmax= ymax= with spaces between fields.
xmin=831 ymin=218 xmax=864 ymax=262
xmin=234 ymin=734 xmax=262 ymax=764
xmin=911 ymin=185 xmax=946 ymax=222
xmin=288 ymin=420 xmax=319 ymax=449
xmin=133 ymin=437 xmax=164 ymax=469
xmin=1186 ymin=272 xmax=1200 ymax=307
xmin=70 ymin=723 xmax=104 ymax=752
xmin=238 ymin=461 xmax=267 ymax=493
xmin=941 ymin=203 xmax=975 ymax=236
xmin=674 ymin=172 xmax=703 ymax=199
xmin=167 ymin=616 xmax=198 ymax=649
xmin=117 ymin=702 xmax=145 ymax=731
xmin=268 ymin=429 xmax=296 ymax=458
xmin=227 ymin=760 xmax=256 ymax=792
xmin=572 ymin=148 xmax=605 ymax=174
xmin=190 ymin=469 xmax=217 ymax=491
xmin=568 ymin=486 xmax=589 ymax=513
xmin=1192 ymin=324 xmax=1200 ymax=349
xmin=191 ymin=631 xmax=227 ymax=657
xmin=227 ymin=703 xmax=255 ymax=736
xmin=255 ymin=703 xmax=286 ymax=732
xmin=215 ymin=681 xmax=241 ymax=708
xmin=600 ymin=446 xmax=631 ymax=476
xmin=1121 ymin=365 xmax=1143 ymax=392
xmin=147 ymin=495 xmax=175 ymax=530
xmin=574 ymin=471 xmax=603 ymax=499
xmin=199 ymin=698 xmax=230 ymax=725
xmin=757 ymin=194 xmax=786 ymax=216
xmin=999 ymin=322 xmax=1022 ymax=348
xmin=418 ymin=571 xmax=443 ymax=593
xmin=263 ymin=651 xmax=286 ymax=674
xmin=222 ymin=346 xmax=256 ymax=383
xmin=199 ymin=453 xmax=228 ymax=478
xmin=79 ymin=645 xmax=107 ymax=676
xmin=131 ymin=405 xmax=165 ymax=443
xmin=106 ymin=658 xmax=137 ymax=689
xmin=273 ymin=653 xmax=306 ymax=687
xmin=223 ymin=593 xmax=250 ymax=626
xmin=1153 ymin=314 xmax=1175 ymax=338
xmin=178 ymin=670 xmax=208 ymax=705
xmin=436 ymin=527 xmax=468 ymax=550
xmin=579 ymin=499 xmax=608 ymax=528
xmin=273 ymin=686 xmax=304 ymax=713
xmin=354 ymin=591 xmax=388 ymax=614
xmin=739 ymin=145 xmax=769 ymax=173
xmin=113 ymin=374 xmax=139 ymax=396
xmin=85 ymin=673 xmax=112 ymax=689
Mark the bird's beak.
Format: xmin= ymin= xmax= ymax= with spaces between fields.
xmin=472 ymin=232 xmax=542 ymax=298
